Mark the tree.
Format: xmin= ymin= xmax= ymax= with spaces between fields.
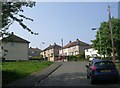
xmin=1 ymin=1 xmax=38 ymax=37
xmin=0 ymin=1 xmax=37 ymax=61
xmin=92 ymin=18 xmax=120 ymax=60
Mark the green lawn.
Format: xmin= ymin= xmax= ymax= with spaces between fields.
xmin=2 ymin=61 xmax=53 ymax=86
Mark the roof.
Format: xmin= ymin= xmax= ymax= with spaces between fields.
xmin=64 ymin=39 xmax=90 ymax=49
xmin=29 ymin=47 xmax=42 ymax=52
xmin=43 ymin=43 xmax=61 ymax=51
xmin=2 ymin=34 xmax=30 ymax=43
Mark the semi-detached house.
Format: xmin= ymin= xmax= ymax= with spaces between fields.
xmin=59 ymin=39 xmax=91 ymax=56
xmin=2 ymin=33 xmax=30 ymax=61
xmin=40 ymin=43 xmax=61 ymax=61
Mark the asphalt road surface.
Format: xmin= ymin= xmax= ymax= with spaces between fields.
xmin=36 ymin=61 xmax=120 ymax=86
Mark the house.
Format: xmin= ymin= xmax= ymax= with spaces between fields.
xmin=40 ymin=43 xmax=61 ymax=61
xmin=2 ymin=33 xmax=30 ymax=60
xmin=85 ymin=48 xmax=100 ymax=59
xmin=85 ymin=47 xmax=108 ymax=59
xmin=59 ymin=39 xmax=91 ymax=56
xmin=29 ymin=47 xmax=42 ymax=58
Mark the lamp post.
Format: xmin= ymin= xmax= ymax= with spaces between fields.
xmin=61 ymin=38 xmax=64 ymax=62
xmin=92 ymin=28 xmax=102 ymax=59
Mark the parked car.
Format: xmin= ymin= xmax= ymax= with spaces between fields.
xmin=58 ymin=56 xmax=64 ymax=60
xmin=86 ymin=59 xmax=119 ymax=84
xmin=89 ymin=57 xmax=94 ymax=61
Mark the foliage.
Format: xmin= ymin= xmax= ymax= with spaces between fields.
xmin=75 ymin=52 xmax=85 ymax=59
xmin=116 ymin=62 xmax=120 ymax=71
xmin=31 ymin=55 xmax=43 ymax=59
xmin=92 ymin=18 xmax=120 ymax=59
xmin=2 ymin=61 xmax=53 ymax=86
xmin=1 ymin=1 xmax=38 ymax=61
xmin=1 ymin=1 xmax=38 ymax=36
xmin=67 ymin=53 xmax=85 ymax=61
xmin=67 ymin=55 xmax=76 ymax=61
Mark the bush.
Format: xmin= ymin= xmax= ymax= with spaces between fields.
xmin=30 ymin=55 xmax=43 ymax=59
xmin=67 ymin=53 xmax=85 ymax=61
xmin=67 ymin=55 xmax=76 ymax=61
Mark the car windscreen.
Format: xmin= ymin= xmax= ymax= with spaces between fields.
xmin=94 ymin=61 xmax=115 ymax=69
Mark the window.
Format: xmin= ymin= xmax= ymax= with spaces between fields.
xmin=44 ymin=52 xmax=46 ymax=54
xmin=10 ymin=42 xmax=15 ymax=47
xmin=51 ymin=53 xmax=53 ymax=57
xmin=95 ymin=61 xmax=115 ymax=69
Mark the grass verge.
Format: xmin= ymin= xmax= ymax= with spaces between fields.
xmin=2 ymin=61 xmax=53 ymax=86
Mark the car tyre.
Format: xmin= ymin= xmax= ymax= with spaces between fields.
xmin=90 ymin=77 xmax=95 ymax=84
xmin=87 ymin=75 xmax=90 ymax=79
xmin=114 ymin=78 xmax=119 ymax=83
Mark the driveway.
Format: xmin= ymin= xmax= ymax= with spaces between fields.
xmin=36 ymin=61 xmax=120 ymax=86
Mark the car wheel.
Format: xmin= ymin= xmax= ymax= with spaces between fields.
xmin=114 ymin=78 xmax=119 ymax=83
xmin=90 ymin=77 xmax=95 ymax=84
xmin=87 ymin=75 xmax=90 ymax=79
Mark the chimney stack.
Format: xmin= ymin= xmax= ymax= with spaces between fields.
xmin=76 ymin=39 xmax=80 ymax=41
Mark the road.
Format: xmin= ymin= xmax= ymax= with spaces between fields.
xmin=36 ymin=61 xmax=120 ymax=86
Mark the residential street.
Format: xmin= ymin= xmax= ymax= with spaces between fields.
xmin=36 ymin=61 xmax=120 ymax=86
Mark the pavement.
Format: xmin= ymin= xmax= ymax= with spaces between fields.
xmin=3 ymin=62 xmax=62 ymax=87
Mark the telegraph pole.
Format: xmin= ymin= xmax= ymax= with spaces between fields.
xmin=61 ymin=38 xmax=64 ymax=62
xmin=98 ymin=30 xmax=102 ymax=59
xmin=108 ymin=5 xmax=115 ymax=63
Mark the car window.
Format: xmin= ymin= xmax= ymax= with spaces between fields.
xmin=95 ymin=61 xmax=115 ymax=69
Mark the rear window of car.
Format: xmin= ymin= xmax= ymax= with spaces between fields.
xmin=94 ymin=61 xmax=115 ymax=69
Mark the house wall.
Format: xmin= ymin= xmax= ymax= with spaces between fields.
xmin=3 ymin=42 xmax=29 ymax=60
xmin=29 ymin=49 xmax=41 ymax=57
xmin=59 ymin=48 xmax=69 ymax=56
xmin=59 ymin=45 xmax=80 ymax=56
xmin=85 ymin=48 xmax=100 ymax=59
xmin=68 ymin=45 xmax=79 ymax=55
xmin=79 ymin=45 xmax=90 ymax=53
xmin=59 ymin=45 xmax=90 ymax=57
xmin=41 ymin=47 xmax=60 ymax=61
xmin=41 ymin=49 xmax=54 ymax=61
xmin=54 ymin=48 xmax=59 ymax=61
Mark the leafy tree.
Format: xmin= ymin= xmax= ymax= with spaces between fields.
xmin=1 ymin=1 xmax=38 ymax=37
xmin=0 ymin=1 xmax=37 ymax=60
xmin=92 ymin=18 xmax=120 ymax=60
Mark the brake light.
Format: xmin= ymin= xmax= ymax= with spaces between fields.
xmin=91 ymin=66 xmax=96 ymax=71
